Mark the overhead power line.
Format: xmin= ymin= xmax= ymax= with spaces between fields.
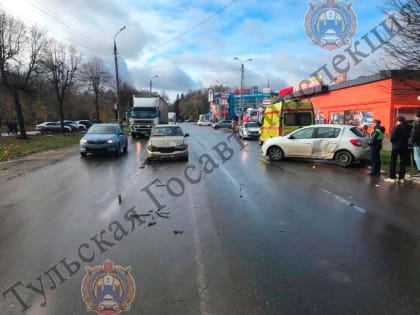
xmin=156 ymin=0 xmax=237 ymax=50
xmin=23 ymin=0 xmax=90 ymax=39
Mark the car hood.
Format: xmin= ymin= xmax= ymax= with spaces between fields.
xmin=262 ymin=136 xmax=286 ymax=147
xmin=83 ymin=134 xmax=118 ymax=141
xmin=245 ymin=127 xmax=259 ymax=132
xmin=149 ymin=136 xmax=185 ymax=147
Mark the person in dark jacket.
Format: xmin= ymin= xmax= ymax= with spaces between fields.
xmin=367 ymin=119 xmax=385 ymax=176
xmin=409 ymin=108 xmax=420 ymax=173
xmin=384 ymin=116 xmax=410 ymax=183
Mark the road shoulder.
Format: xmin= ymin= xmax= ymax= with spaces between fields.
xmin=0 ymin=144 xmax=78 ymax=181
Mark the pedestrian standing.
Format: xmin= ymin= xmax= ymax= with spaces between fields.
xmin=367 ymin=119 xmax=385 ymax=176
xmin=384 ymin=116 xmax=410 ymax=183
xmin=408 ymin=108 xmax=420 ymax=175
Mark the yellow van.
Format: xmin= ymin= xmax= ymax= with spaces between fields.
xmin=259 ymin=98 xmax=314 ymax=144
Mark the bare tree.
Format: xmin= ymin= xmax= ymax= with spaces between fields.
xmin=79 ymin=57 xmax=111 ymax=122
xmin=383 ymin=0 xmax=420 ymax=70
xmin=381 ymin=0 xmax=420 ymax=95
xmin=42 ymin=41 xmax=81 ymax=132
xmin=0 ymin=10 xmax=46 ymax=138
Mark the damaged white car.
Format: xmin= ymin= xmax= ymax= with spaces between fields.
xmin=261 ymin=124 xmax=370 ymax=167
xmin=146 ymin=125 xmax=189 ymax=161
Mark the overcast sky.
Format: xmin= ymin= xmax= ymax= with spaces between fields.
xmin=1 ymin=0 xmax=389 ymax=102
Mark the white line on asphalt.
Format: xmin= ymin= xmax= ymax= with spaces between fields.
xmin=321 ymin=188 xmax=367 ymax=214
xmin=187 ymin=186 xmax=211 ymax=315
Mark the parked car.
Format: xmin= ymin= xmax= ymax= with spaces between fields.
xmin=260 ymin=124 xmax=370 ymax=167
xmin=60 ymin=120 xmax=78 ymax=131
xmin=146 ymin=125 xmax=189 ymax=161
xmin=212 ymin=120 xmax=232 ymax=129
xmin=197 ymin=119 xmax=211 ymax=126
xmin=80 ymin=123 xmax=128 ymax=157
xmin=238 ymin=122 xmax=259 ymax=139
xmin=36 ymin=122 xmax=72 ymax=133
xmin=76 ymin=120 xmax=92 ymax=130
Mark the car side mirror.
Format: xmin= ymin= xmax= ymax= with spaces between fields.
xmin=184 ymin=133 xmax=190 ymax=137
xmin=289 ymin=135 xmax=295 ymax=139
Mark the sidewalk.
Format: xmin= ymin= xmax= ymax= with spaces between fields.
xmin=0 ymin=131 xmax=40 ymax=137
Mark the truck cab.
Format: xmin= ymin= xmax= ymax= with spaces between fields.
xmin=129 ymin=96 xmax=169 ymax=138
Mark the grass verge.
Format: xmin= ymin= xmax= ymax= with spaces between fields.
xmin=0 ymin=134 xmax=80 ymax=162
xmin=381 ymin=150 xmax=391 ymax=170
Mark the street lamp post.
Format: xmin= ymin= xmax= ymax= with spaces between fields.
xmin=233 ymin=57 xmax=253 ymax=119
xmin=113 ymin=25 xmax=126 ymax=123
xmin=150 ymin=75 xmax=159 ymax=95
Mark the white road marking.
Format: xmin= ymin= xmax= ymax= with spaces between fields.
xmin=187 ymin=186 xmax=210 ymax=315
xmin=321 ymin=189 xmax=367 ymax=214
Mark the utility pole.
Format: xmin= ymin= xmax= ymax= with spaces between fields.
xmin=113 ymin=25 xmax=126 ymax=123
xmin=234 ymin=57 xmax=253 ymax=122
xmin=150 ymin=75 xmax=159 ymax=95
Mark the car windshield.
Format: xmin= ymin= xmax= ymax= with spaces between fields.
xmin=131 ymin=109 xmax=158 ymax=118
xmin=151 ymin=127 xmax=184 ymax=136
xmin=245 ymin=122 xmax=258 ymax=128
xmin=350 ymin=127 xmax=365 ymax=137
xmin=87 ymin=125 xmax=118 ymax=134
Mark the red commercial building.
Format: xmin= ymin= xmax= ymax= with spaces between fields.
xmin=297 ymin=70 xmax=420 ymax=135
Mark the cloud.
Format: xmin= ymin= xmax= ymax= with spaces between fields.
xmin=1 ymin=0 xmax=389 ymax=102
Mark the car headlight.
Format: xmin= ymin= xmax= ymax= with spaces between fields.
xmin=80 ymin=139 xmax=87 ymax=144
xmin=107 ymin=139 xmax=114 ymax=144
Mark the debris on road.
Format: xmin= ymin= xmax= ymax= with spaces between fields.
xmin=156 ymin=211 xmax=170 ymax=219
xmin=174 ymin=230 xmax=184 ymax=234
xmin=129 ymin=213 xmax=150 ymax=218
xmin=118 ymin=194 xmax=122 ymax=204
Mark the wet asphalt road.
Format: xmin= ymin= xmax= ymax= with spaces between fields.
xmin=1 ymin=123 xmax=420 ymax=315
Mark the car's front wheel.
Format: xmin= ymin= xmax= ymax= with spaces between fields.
xmin=80 ymin=152 xmax=87 ymax=157
xmin=335 ymin=151 xmax=353 ymax=167
xmin=114 ymin=145 xmax=121 ymax=157
xmin=267 ymin=146 xmax=284 ymax=161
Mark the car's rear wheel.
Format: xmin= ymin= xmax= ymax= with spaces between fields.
xmin=267 ymin=146 xmax=284 ymax=161
xmin=123 ymin=143 xmax=128 ymax=154
xmin=335 ymin=151 xmax=353 ymax=167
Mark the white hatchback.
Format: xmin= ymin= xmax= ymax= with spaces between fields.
xmin=261 ymin=124 xmax=370 ymax=167
xmin=197 ymin=120 xmax=212 ymax=126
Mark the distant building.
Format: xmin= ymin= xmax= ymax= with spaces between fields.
xmin=286 ymin=70 xmax=420 ymax=134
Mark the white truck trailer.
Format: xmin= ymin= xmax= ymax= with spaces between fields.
xmin=129 ymin=96 xmax=169 ymax=138
xmin=168 ymin=112 xmax=176 ymax=124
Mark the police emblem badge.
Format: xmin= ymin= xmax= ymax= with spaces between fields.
xmin=81 ymin=259 xmax=136 ymax=315
xmin=304 ymin=0 xmax=357 ymax=51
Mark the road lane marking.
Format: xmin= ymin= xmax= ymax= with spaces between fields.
xmin=187 ymin=186 xmax=210 ymax=315
xmin=321 ymin=188 xmax=367 ymax=214
xmin=195 ymin=138 xmax=207 ymax=150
